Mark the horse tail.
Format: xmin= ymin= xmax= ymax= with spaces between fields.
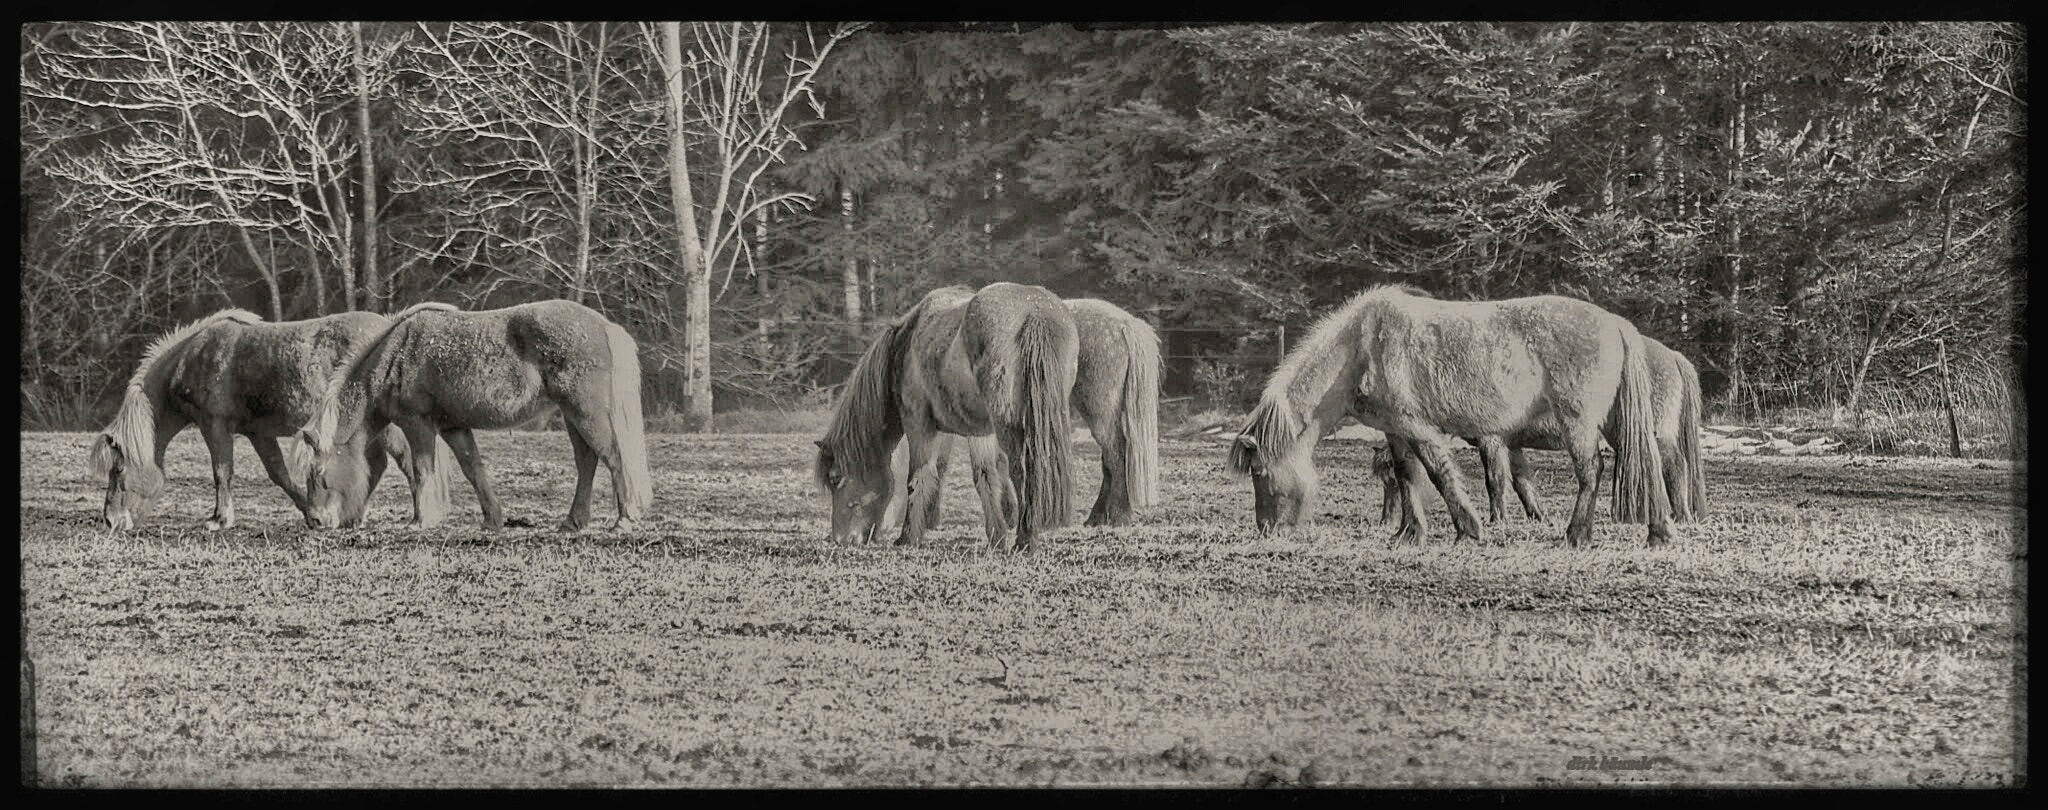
xmin=604 ymin=321 xmax=655 ymax=519
xmin=1015 ymin=307 xmax=1078 ymax=535
xmin=1609 ymin=321 xmax=1670 ymax=525
xmin=1118 ymin=315 xmax=1162 ymax=509
xmin=1671 ymin=350 xmax=1706 ymax=521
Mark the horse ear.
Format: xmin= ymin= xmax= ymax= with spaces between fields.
xmin=1231 ymin=434 xmax=1265 ymax=475
xmin=89 ymin=434 xmax=122 ymax=474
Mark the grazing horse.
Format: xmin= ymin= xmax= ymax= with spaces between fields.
xmin=879 ymin=297 xmax=1162 ymax=536
xmin=1229 ymin=285 xmax=1672 ymax=548
xmin=1378 ymin=334 xmax=1707 ymax=531
xmin=87 ymin=308 xmax=428 ymax=531
xmin=293 ymin=300 xmax=653 ymax=531
xmin=815 ymin=282 xmax=1079 ymax=552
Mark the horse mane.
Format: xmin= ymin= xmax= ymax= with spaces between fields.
xmin=296 ymin=302 xmax=459 ymax=462
xmin=1229 ymin=283 xmax=1424 ymax=475
xmin=88 ymin=308 xmax=264 ymax=485
xmin=815 ymin=290 xmax=957 ymax=490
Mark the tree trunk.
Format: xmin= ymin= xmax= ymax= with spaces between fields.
xmin=841 ymin=187 xmax=862 ymax=332
xmin=663 ymin=22 xmax=712 ymax=432
xmin=235 ymin=228 xmax=283 ymax=321
xmin=1720 ymin=79 xmax=1749 ymax=416
xmin=303 ymin=235 xmax=327 ymax=317
xmin=354 ymin=21 xmax=379 ymax=312
xmin=1842 ymin=300 xmax=1897 ymax=427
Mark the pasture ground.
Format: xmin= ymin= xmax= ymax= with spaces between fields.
xmin=19 ymin=431 xmax=2025 ymax=787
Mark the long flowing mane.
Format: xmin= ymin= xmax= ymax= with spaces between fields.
xmin=296 ymin=302 xmax=459 ymax=461
xmin=814 ymin=292 xmax=952 ymax=490
xmin=88 ymin=308 xmax=264 ymax=484
xmin=1228 ymin=284 xmax=1425 ymax=474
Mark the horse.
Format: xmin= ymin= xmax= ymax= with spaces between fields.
xmin=1377 ymin=334 xmax=1707 ymax=532
xmin=87 ymin=308 xmax=433 ymax=531
xmin=292 ymin=300 xmax=653 ymax=532
xmin=878 ymin=297 xmax=1161 ymax=536
xmin=1228 ymin=285 xmax=1673 ymax=548
xmin=814 ymin=282 xmax=1079 ymax=553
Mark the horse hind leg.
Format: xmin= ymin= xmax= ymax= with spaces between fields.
xmin=1562 ymin=429 xmax=1602 ymax=548
xmin=562 ymin=408 xmax=632 ymax=531
xmin=200 ymin=420 xmax=237 ymax=531
xmin=440 ymin=427 xmax=507 ymax=530
xmin=967 ymin=435 xmax=1015 ymax=548
xmin=922 ymin=440 xmax=952 ymax=532
xmin=1476 ymin=436 xmax=1510 ymax=525
xmin=1509 ymin=448 xmax=1546 ymax=522
xmin=559 ymin=425 xmax=600 ymax=532
xmin=1085 ymin=416 xmax=1129 ymax=527
xmin=1413 ymin=440 xmax=1484 ymax=544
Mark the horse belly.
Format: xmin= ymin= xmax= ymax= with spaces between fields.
xmin=928 ymin=335 xmax=995 ymax=435
xmin=421 ymin=349 xmax=550 ymax=429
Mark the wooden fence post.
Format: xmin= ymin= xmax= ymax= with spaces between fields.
xmin=1937 ymin=338 xmax=1963 ymax=457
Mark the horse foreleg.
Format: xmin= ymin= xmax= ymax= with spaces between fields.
xmin=559 ymin=427 xmax=600 ymax=532
xmin=966 ymin=435 xmax=1015 ymax=547
xmin=1414 ymin=440 xmax=1483 ymax=544
xmin=440 ymin=428 xmax=505 ymax=530
xmin=199 ymin=421 xmax=237 ymax=531
xmin=1509 ymin=448 xmax=1546 ymax=522
xmin=249 ymin=434 xmax=310 ymax=514
xmin=895 ymin=429 xmax=942 ymax=547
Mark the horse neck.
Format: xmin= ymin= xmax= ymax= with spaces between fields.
xmin=112 ymin=336 xmax=207 ymax=477
xmin=1276 ymin=326 xmax=1362 ymax=457
xmin=825 ymin=325 xmax=906 ymax=479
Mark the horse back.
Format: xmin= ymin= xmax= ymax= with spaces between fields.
xmin=164 ymin=314 xmax=380 ymax=436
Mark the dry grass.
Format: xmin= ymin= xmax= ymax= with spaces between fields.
xmin=19 ymin=431 xmax=2023 ymax=788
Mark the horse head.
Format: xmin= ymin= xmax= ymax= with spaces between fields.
xmin=1231 ymin=416 xmax=1319 ymax=536
xmin=89 ymin=432 xmax=163 ymax=531
xmin=815 ymin=439 xmax=894 ymax=545
xmin=296 ymin=420 xmax=375 ymax=530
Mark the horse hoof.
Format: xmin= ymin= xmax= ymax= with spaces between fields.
xmin=555 ymin=519 xmax=587 ymax=533
xmin=611 ymin=517 xmax=640 ymax=533
xmin=202 ymin=518 xmax=230 ymax=531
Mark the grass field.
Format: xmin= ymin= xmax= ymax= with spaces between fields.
xmin=19 ymin=430 xmax=2026 ymax=788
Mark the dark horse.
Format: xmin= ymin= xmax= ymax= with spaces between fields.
xmin=815 ymin=282 xmax=1080 ymax=552
xmin=293 ymin=301 xmax=653 ymax=531
xmin=881 ymin=297 xmax=1162 ymax=538
xmin=88 ymin=309 xmax=427 ymax=530
xmin=1377 ymin=334 xmax=1708 ymax=531
xmin=1230 ymin=285 xmax=1673 ymax=548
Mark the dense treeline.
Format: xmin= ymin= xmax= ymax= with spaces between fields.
xmin=19 ymin=22 xmax=2023 ymax=430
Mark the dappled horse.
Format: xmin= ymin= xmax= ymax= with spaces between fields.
xmin=815 ymin=282 xmax=1080 ymax=553
xmin=1229 ymin=285 xmax=1673 ymax=548
xmin=1378 ymin=334 xmax=1707 ymax=532
xmin=293 ymin=301 xmax=653 ymax=531
xmin=881 ymin=297 xmax=1162 ymax=538
xmin=88 ymin=309 xmax=430 ymax=530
